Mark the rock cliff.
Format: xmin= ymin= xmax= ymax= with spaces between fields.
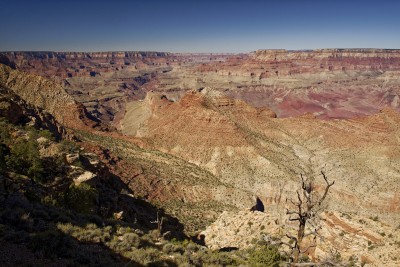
xmin=0 ymin=64 xmax=98 ymax=130
xmin=3 ymin=49 xmax=400 ymax=120
xmin=1 ymin=50 xmax=400 ymax=265
xmin=117 ymin=88 xmax=400 ymax=265
xmin=0 ymin=85 xmax=65 ymax=138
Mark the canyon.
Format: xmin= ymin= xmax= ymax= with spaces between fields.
xmin=1 ymin=49 xmax=400 ymax=266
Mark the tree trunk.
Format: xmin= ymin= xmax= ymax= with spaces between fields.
xmin=293 ymin=223 xmax=305 ymax=264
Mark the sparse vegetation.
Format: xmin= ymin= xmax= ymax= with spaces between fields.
xmin=1 ymin=118 xmax=285 ymax=266
xmin=248 ymin=245 xmax=283 ymax=267
xmin=283 ymin=171 xmax=334 ymax=264
xmin=62 ymin=183 xmax=98 ymax=214
xmin=5 ymin=137 xmax=46 ymax=183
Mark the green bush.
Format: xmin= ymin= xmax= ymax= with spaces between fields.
xmin=59 ymin=140 xmax=80 ymax=154
xmin=6 ymin=139 xmax=45 ymax=183
xmin=206 ymin=251 xmax=238 ymax=266
xmin=38 ymin=129 xmax=55 ymax=141
xmin=107 ymin=232 xmax=141 ymax=253
xmin=125 ymin=247 xmax=160 ymax=265
xmin=63 ymin=183 xmax=98 ymax=214
xmin=248 ymin=245 xmax=283 ymax=267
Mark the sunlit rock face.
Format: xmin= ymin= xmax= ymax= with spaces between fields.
xmin=1 ymin=49 xmax=400 ymax=266
xmin=3 ymin=49 xmax=400 ymax=124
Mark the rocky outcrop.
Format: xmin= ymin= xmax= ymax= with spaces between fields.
xmin=117 ymin=89 xmax=400 ymax=257
xmin=0 ymin=85 xmax=66 ymax=138
xmin=201 ymin=209 xmax=400 ymax=266
xmin=0 ymin=64 xmax=98 ymax=130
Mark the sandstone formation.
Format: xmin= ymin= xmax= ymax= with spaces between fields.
xmin=0 ymin=84 xmax=65 ymax=138
xmin=118 ymin=88 xmax=400 ymax=265
xmin=201 ymin=210 xmax=400 ymax=266
xmin=2 ymin=49 xmax=400 ymax=123
xmin=0 ymin=64 xmax=98 ymax=130
xmin=1 ymin=50 xmax=400 ymax=266
xmin=124 ymin=88 xmax=400 ymax=223
xmin=0 ymin=52 xmax=230 ymax=124
xmin=191 ymin=49 xmax=400 ymax=119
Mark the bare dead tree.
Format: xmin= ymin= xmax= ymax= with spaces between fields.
xmin=284 ymin=171 xmax=334 ymax=265
xmin=150 ymin=210 xmax=165 ymax=239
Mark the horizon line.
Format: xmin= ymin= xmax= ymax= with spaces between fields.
xmin=2 ymin=48 xmax=400 ymax=54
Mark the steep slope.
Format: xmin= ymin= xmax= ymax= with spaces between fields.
xmin=0 ymin=64 xmax=98 ymax=130
xmin=124 ymin=89 xmax=400 ymax=218
xmin=0 ymin=85 xmax=66 ymax=138
xmin=119 ymin=88 xmax=400 ymax=265
xmin=0 ymin=51 xmax=177 ymax=125
xmin=0 ymin=63 xmax=243 ymax=231
xmin=2 ymin=50 xmax=400 ymax=265
xmin=123 ymin=88 xmax=400 ymax=223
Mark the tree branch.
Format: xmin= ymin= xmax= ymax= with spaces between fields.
xmin=286 ymin=233 xmax=298 ymax=243
xmin=318 ymin=171 xmax=334 ymax=205
xmin=286 ymin=209 xmax=298 ymax=215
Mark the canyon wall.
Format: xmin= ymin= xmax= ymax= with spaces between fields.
xmin=5 ymin=49 xmax=400 ymax=122
xmin=1 ymin=50 xmax=400 ymax=265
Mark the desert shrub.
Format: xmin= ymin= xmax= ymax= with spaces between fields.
xmin=41 ymin=194 xmax=59 ymax=206
xmin=57 ymin=222 xmax=75 ymax=235
xmin=0 ymin=223 xmax=29 ymax=243
xmin=3 ymin=228 xmax=29 ymax=243
xmin=186 ymin=241 xmax=199 ymax=252
xmin=200 ymin=250 xmax=238 ymax=266
xmin=38 ymin=129 xmax=55 ymax=141
xmin=125 ymin=247 xmax=160 ymax=265
xmin=63 ymin=183 xmax=98 ymax=214
xmin=370 ymin=216 xmax=379 ymax=222
xmin=140 ymin=232 xmax=155 ymax=246
xmin=116 ymin=226 xmax=134 ymax=235
xmin=57 ymin=222 xmax=112 ymax=245
xmin=122 ymin=232 xmax=141 ymax=248
xmin=162 ymin=242 xmax=185 ymax=254
xmin=76 ymin=223 xmax=102 ymax=242
xmin=348 ymin=255 xmax=357 ymax=267
xmin=6 ymin=139 xmax=45 ymax=183
xmin=148 ymin=259 xmax=181 ymax=267
xmin=1 ymin=207 xmax=35 ymax=232
xmin=26 ymin=127 xmax=54 ymax=141
xmin=24 ymin=188 xmax=44 ymax=203
xmin=60 ymin=140 xmax=80 ymax=154
xmin=162 ymin=243 xmax=175 ymax=254
xmin=248 ymin=245 xmax=282 ymax=267
xmin=107 ymin=232 xmax=141 ymax=253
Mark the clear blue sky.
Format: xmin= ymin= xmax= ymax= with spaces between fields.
xmin=1 ymin=0 xmax=399 ymax=52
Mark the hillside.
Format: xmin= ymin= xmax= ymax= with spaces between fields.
xmin=0 ymin=78 xmax=267 ymax=266
xmin=1 ymin=48 xmax=400 ymax=266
